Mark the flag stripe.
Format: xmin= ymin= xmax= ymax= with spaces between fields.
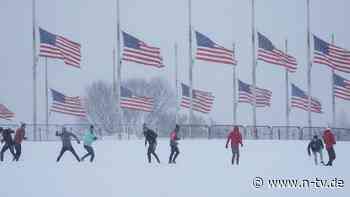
xmin=120 ymin=98 xmax=154 ymax=112
xmin=122 ymin=32 xmax=164 ymax=68
xmin=120 ymin=86 xmax=154 ymax=112
xmin=313 ymin=35 xmax=350 ymax=73
xmin=291 ymin=84 xmax=322 ymax=113
xmin=0 ymin=104 xmax=15 ymax=120
xmin=257 ymin=32 xmax=297 ymax=72
xmin=334 ymin=73 xmax=350 ymax=100
xmin=39 ymin=28 xmax=81 ymax=68
xmin=50 ymin=89 xmax=86 ymax=118
xmin=238 ymin=80 xmax=272 ymax=107
xmin=180 ymin=83 xmax=215 ymax=114
xmin=195 ymin=31 xmax=237 ymax=65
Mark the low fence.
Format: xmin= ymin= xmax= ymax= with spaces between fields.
xmin=0 ymin=123 xmax=349 ymax=141
xmin=209 ymin=125 xmax=245 ymax=139
xmin=178 ymin=124 xmax=210 ymax=139
xmin=63 ymin=124 xmax=142 ymax=140
xmin=271 ymin=126 xmax=302 ymax=140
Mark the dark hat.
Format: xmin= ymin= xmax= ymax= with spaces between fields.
xmin=143 ymin=123 xmax=148 ymax=130
xmin=175 ymin=124 xmax=180 ymax=132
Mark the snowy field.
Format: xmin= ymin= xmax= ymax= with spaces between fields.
xmin=0 ymin=139 xmax=349 ymax=197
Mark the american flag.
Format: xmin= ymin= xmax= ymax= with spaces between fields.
xmin=238 ymin=80 xmax=272 ymax=107
xmin=50 ymin=89 xmax=86 ymax=118
xmin=180 ymin=83 xmax=215 ymax=114
xmin=313 ymin=35 xmax=350 ymax=73
xmin=122 ymin=32 xmax=164 ymax=68
xmin=334 ymin=73 xmax=350 ymax=100
xmin=257 ymin=32 xmax=297 ymax=72
xmin=195 ymin=31 xmax=237 ymax=65
xmin=291 ymin=84 xmax=322 ymax=113
xmin=39 ymin=28 xmax=81 ymax=68
xmin=120 ymin=87 xmax=154 ymax=112
xmin=0 ymin=104 xmax=15 ymax=120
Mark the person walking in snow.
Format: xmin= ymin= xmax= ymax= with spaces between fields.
xmin=226 ymin=126 xmax=243 ymax=165
xmin=0 ymin=127 xmax=3 ymax=148
xmin=143 ymin=124 xmax=160 ymax=163
xmin=168 ymin=124 xmax=180 ymax=164
xmin=56 ymin=127 xmax=81 ymax=162
xmin=13 ymin=123 xmax=27 ymax=161
xmin=323 ymin=128 xmax=336 ymax=166
xmin=307 ymin=135 xmax=324 ymax=165
xmin=0 ymin=127 xmax=16 ymax=162
xmin=81 ymin=125 xmax=98 ymax=162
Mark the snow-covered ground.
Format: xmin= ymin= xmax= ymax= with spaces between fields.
xmin=0 ymin=139 xmax=349 ymax=197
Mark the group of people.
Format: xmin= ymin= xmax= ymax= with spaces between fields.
xmin=224 ymin=126 xmax=338 ymax=166
xmin=0 ymin=123 xmax=338 ymax=166
xmin=55 ymin=123 xmax=181 ymax=164
xmin=0 ymin=123 xmax=98 ymax=162
xmin=55 ymin=125 xmax=98 ymax=162
xmin=142 ymin=124 xmax=180 ymax=164
xmin=307 ymin=128 xmax=337 ymax=166
xmin=0 ymin=123 xmax=26 ymax=162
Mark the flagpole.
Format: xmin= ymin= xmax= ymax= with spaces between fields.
xmin=45 ymin=57 xmax=49 ymax=135
xmin=188 ymin=0 xmax=194 ymax=127
xmin=331 ymin=34 xmax=336 ymax=127
xmin=116 ymin=0 xmax=122 ymax=125
xmin=32 ymin=0 xmax=38 ymax=140
xmin=233 ymin=44 xmax=237 ymax=125
xmin=251 ymin=0 xmax=257 ymax=127
xmin=306 ymin=0 xmax=312 ymax=128
xmin=285 ymin=39 xmax=290 ymax=128
xmin=113 ymin=48 xmax=116 ymax=94
xmin=175 ymin=43 xmax=179 ymax=124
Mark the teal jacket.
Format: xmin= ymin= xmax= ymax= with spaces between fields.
xmin=83 ymin=131 xmax=97 ymax=146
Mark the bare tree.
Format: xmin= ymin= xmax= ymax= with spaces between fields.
xmin=84 ymin=81 xmax=119 ymax=134
xmin=121 ymin=77 xmax=176 ymax=136
xmin=84 ymin=77 xmax=208 ymax=137
xmin=337 ymin=110 xmax=350 ymax=128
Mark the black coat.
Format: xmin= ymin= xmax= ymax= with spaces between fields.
xmin=1 ymin=129 xmax=14 ymax=144
xmin=307 ymin=139 xmax=324 ymax=154
xmin=144 ymin=129 xmax=158 ymax=145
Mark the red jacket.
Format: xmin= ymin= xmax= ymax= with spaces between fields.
xmin=226 ymin=127 xmax=242 ymax=147
xmin=170 ymin=131 xmax=177 ymax=141
xmin=14 ymin=128 xmax=25 ymax=144
xmin=170 ymin=130 xmax=180 ymax=146
xmin=323 ymin=129 xmax=336 ymax=149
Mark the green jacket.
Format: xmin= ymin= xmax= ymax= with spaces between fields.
xmin=83 ymin=131 xmax=97 ymax=146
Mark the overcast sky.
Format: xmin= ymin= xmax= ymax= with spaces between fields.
xmin=1 ymin=0 xmax=349 ymax=126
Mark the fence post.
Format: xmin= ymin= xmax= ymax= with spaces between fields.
xmin=39 ymin=127 xmax=42 ymax=141
xmin=98 ymin=128 xmax=103 ymax=140
xmin=127 ymin=127 xmax=130 ymax=140
xmin=334 ymin=129 xmax=339 ymax=141
xmin=270 ymin=126 xmax=273 ymax=140
xmin=208 ymin=126 xmax=211 ymax=139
